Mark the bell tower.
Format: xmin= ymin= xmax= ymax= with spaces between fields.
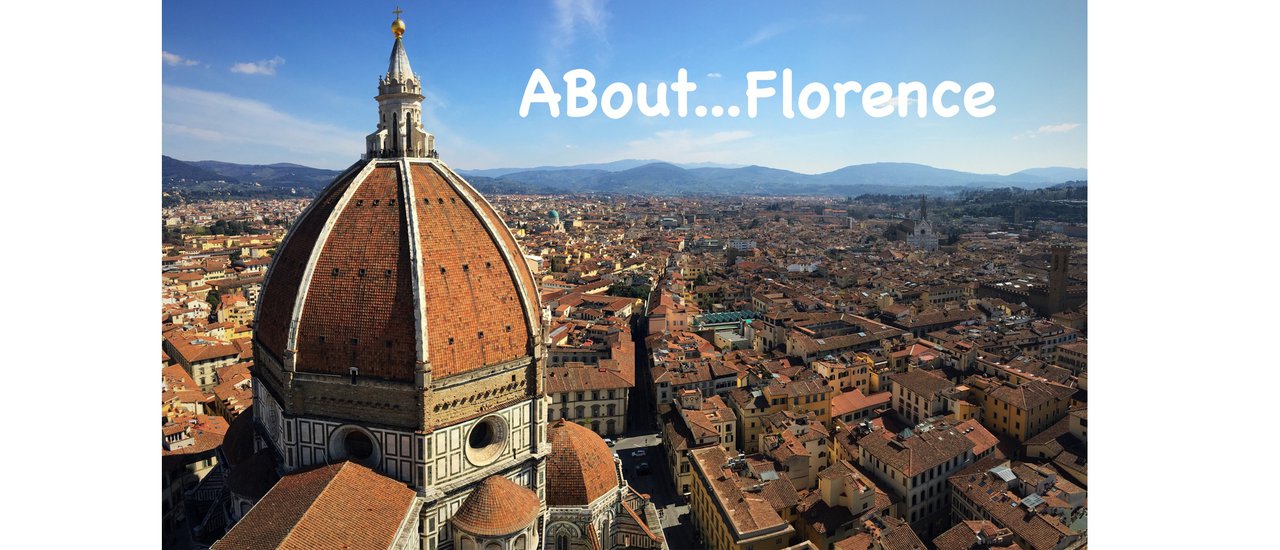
xmin=366 ymin=10 xmax=436 ymax=158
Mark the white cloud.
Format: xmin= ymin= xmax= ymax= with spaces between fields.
xmin=230 ymin=56 xmax=285 ymax=76
xmin=162 ymin=51 xmax=199 ymax=67
xmin=546 ymin=0 xmax=609 ymax=66
xmin=1014 ymin=122 xmax=1082 ymax=140
xmin=1037 ymin=123 xmax=1081 ymax=134
xmin=706 ymin=72 xmax=723 ymax=79
xmin=621 ymin=130 xmax=755 ymax=163
xmin=163 ymin=85 xmax=362 ymax=167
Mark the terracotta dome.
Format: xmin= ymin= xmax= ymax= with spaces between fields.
xmin=254 ymin=158 xmax=540 ymax=383
xmin=546 ymin=419 xmax=619 ymax=506
xmin=450 ymin=475 xmax=541 ymax=537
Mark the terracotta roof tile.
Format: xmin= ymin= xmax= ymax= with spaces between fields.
xmin=547 ymin=419 xmax=619 ymax=506
xmin=213 ymin=461 xmax=417 ymax=550
xmin=451 ymin=475 xmax=540 ymax=537
xmin=257 ymin=165 xmax=362 ymax=360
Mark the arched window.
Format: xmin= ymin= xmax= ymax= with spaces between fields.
xmin=556 ymin=535 xmax=569 ymax=550
xmin=606 ymin=404 xmax=616 ymax=416
xmin=606 ymin=419 xmax=616 ymax=434
xmin=592 ymin=420 xmax=601 ymax=433
xmin=575 ymin=405 xmax=585 ymax=419
xmin=591 ymin=405 xmax=601 ymax=417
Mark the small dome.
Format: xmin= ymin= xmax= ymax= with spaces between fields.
xmin=548 ymin=210 xmax=560 ymax=221
xmin=546 ymin=419 xmax=618 ymax=506
xmin=451 ymin=475 xmax=540 ymax=537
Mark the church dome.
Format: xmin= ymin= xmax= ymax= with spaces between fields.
xmin=546 ymin=419 xmax=619 ymax=506
xmin=254 ymin=158 xmax=541 ymax=383
xmin=451 ymin=475 xmax=541 ymax=537
xmin=253 ymin=9 xmax=540 ymax=386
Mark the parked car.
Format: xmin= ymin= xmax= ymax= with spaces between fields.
xmin=604 ymin=438 xmax=615 ymax=446
xmin=632 ymin=449 xmax=647 ymax=457
xmin=637 ymin=462 xmax=651 ymax=475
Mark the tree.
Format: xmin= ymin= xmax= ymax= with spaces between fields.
xmin=607 ymin=283 xmax=651 ymax=299
xmin=207 ymin=288 xmax=222 ymax=312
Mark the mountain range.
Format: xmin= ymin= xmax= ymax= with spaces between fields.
xmin=163 ymin=155 xmax=1085 ymax=198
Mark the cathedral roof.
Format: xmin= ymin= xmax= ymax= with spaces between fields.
xmin=255 ymin=12 xmax=539 ymax=388
xmin=547 ymin=419 xmax=619 ymax=506
xmin=213 ymin=461 xmax=416 ymax=550
xmin=450 ymin=475 xmax=541 ymax=537
xmin=254 ymin=158 xmax=540 ymax=383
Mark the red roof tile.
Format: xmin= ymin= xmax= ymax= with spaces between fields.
xmin=213 ymin=461 xmax=416 ymax=550
xmin=547 ymin=419 xmax=619 ymax=506
xmin=451 ymin=475 xmax=540 ymax=537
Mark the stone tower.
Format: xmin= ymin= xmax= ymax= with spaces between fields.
xmin=1047 ymin=246 xmax=1070 ymax=314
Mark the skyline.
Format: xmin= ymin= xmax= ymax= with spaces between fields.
xmin=162 ymin=0 xmax=1086 ymax=174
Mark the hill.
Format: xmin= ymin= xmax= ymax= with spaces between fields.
xmin=163 ymin=156 xmax=1086 ymax=199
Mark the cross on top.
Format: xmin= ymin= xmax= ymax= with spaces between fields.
xmin=393 ymin=7 xmax=403 ymax=18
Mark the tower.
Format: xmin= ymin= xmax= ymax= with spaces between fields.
xmin=1047 ymin=246 xmax=1070 ymax=313
xmin=366 ymin=12 xmax=436 ymax=159
xmin=248 ymin=12 xmax=547 ymax=550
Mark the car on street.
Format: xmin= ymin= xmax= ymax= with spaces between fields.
xmin=632 ymin=449 xmax=647 ymax=457
xmin=636 ymin=462 xmax=651 ymax=475
xmin=604 ymin=438 xmax=615 ymax=446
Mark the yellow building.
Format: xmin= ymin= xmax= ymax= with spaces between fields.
xmin=970 ymin=377 xmax=1075 ymax=442
xmin=728 ymin=377 xmax=833 ymax=454
xmin=662 ymin=392 xmax=737 ymax=495
xmin=762 ymin=377 xmax=833 ymax=426
xmin=796 ymin=460 xmax=885 ymax=549
xmin=689 ymin=445 xmax=797 ymax=550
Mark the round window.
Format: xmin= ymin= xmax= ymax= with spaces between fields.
xmin=464 ymin=415 xmax=509 ymax=466
xmin=344 ymin=430 xmax=374 ymax=460
xmin=328 ymin=425 xmax=380 ymax=467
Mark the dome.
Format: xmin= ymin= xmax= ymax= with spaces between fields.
xmin=546 ymin=419 xmax=619 ymax=506
xmin=254 ymin=159 xmax=541 ymax=383
xmin=548 ymin=209 xmax=559 ymax=221
xmin=451 ymin=475 xmax=540 ymax=537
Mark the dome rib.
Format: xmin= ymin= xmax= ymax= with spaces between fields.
xmin=255 ymin=160 xmax=368 ymax=364
xmin=255 ymin=158 xmax=541 ymax=384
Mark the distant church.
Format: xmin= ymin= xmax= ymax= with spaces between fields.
xmin=203 ymin=12 xmax=666 ymax=550
xmin=890 ymin=196 xmax=939 ymax=251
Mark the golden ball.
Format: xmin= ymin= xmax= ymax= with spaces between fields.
xmin=392 ymin=18 xmax=406 ymax=37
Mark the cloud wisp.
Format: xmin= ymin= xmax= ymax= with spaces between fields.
xmin=162 ymin=51 xmax=199 ymax=67
xmin=163 ymin=85 xmax=362 ymax=167
xmin=620 ymin=129 xmax=756 ymax=164
xmin=230 ymin=56 xmax=285 ymax=76
xmin=743 ymin=22 xmax=795 ymax=47
xmin=1014 ymin=123 xmax=1082 ymax=140
xmin=545 ymin=0 xmax=610 ymax=68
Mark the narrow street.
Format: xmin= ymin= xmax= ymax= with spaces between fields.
xmin=618 ymin=314 xmax=698 ymax=549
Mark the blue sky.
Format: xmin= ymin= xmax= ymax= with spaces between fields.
xmin=162 ymin=0 xmax=1086 ymax=174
